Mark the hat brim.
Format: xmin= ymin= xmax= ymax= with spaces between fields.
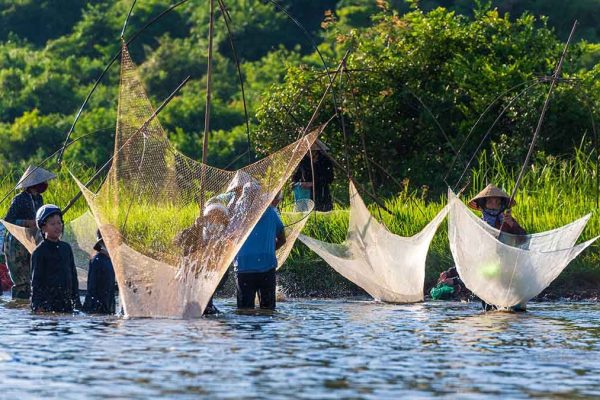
xmin=468 ymin=197 xmax=515 ymax=210
xmin=16 ymin=166 xmax=56 ymax=190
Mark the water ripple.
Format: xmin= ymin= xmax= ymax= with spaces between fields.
xmin=0 ymin=298 xmax=600 ymax=398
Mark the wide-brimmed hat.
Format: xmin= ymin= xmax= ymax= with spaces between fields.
xmin=226 ymin=171 xmax=255 ymax=192
xmin=16 ymin=166 xmax=56 ymax=190
xmin=311 ymin=139 xmax=329 ymax=151
xmin=203 ymin=202 xmax=229 ymax=219
xmin=468 ymin=184 xmax=515 ymax=210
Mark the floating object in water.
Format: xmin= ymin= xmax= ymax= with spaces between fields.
xmin=300 ymin=182 xmax=448 ymax=303
xmin=448 ymin=190 xmax=598 ymax=309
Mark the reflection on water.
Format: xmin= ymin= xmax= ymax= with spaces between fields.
xmin=1 ymin=296 xmax=600 ymax=399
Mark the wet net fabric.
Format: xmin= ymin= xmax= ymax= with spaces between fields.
xmin=276 ymin=199 xmax=314 ymax=270
xmin=448 ymin=190 xmax=598 ymax=308
xmin=73 ymin=43 xmax=320 ymax=318
xmin=299 ymin=182 xmax=449 ymax=303
xmin=0 ymin=220 xmax=39 ymax=254
xmin=1 ymin=211 xmax=97 ymax=289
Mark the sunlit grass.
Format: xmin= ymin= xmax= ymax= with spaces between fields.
xmin=1 ymin=145 xmax=599 ymax=295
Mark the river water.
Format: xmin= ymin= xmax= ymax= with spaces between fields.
xmin=0 ymin=297 xmax=599 ymax=399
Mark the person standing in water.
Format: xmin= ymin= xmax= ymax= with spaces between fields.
xmin=292 ymin=140 xmax=334 ymax=211
xmin=234 ymin=193 xmax=286 ymax=310
xmin=468 ymin=184 xmax=527 ymax=311
xmin=82 ymin=231 xmax=116 ymax=314
xmin=31 ymin=205 xmax=81 ymax=313
xmin=468 ymin=184 xmax=526 ymax=235
xmin=3 ymin=166 xmax=55 ymax=299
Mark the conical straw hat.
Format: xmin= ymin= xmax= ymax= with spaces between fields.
xmin=16 ymin=166 xmax=56 ymax=190
xmin=226 ymin=171 xmax=255 ymax=192
xmin=468 ymin=184 xmax=515 ymax=210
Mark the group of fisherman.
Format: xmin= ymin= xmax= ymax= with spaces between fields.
xmin=0 ymin=141 xmax=334 ymax=315
xmin=0 ymin=167 xmax=115 ymax=314
xmin=1 ymin=138 xmax=528 ymax=315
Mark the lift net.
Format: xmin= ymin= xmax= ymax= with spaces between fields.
xmin=74 ymin=43 xmax=320 ymax=318
xmin=300 ymin=182 xmax=449 ymax=303
xmin=276 ymin=199 xmax=314 ymax=270
xmin=1 ymin=211 xmax=98 ymax=290
xmin=448 ymin=190 xmax=598 ymax=308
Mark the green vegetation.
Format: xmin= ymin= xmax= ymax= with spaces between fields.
xmin=281 ymin=145 xmax=600 ymax=297
xmin=0 ymin=145 xmax=598 ymax=297
xmin=1 ymin=1 xmax=600 ymax=296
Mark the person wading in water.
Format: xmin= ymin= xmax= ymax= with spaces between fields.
xmin=3 ymin=166 xmax=55 ymax=299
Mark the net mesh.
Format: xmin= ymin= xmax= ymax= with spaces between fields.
xmin=276 ymin=199 xmax=314 ymax=270
xmin=73 ymin=43 xmax=320 ymax=318
xmin=299 ymin=182 xmax=449 ymax=303
xmin=448 ymin=190 xmax=598 ymax=308
xmin=1 ymin=211 xmax=97 ymax=290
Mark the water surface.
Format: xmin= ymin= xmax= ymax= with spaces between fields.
xmin=1 ymin=297 xmax=599 ymax=399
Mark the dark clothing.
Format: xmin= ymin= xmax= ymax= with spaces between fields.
xmin=82 ymin=253 xmax=116 ymax=314
xmin=236 ymin=268 xmax=276 ymax=309
xmin=293 ymin=154 xmax=334 ymax=211
xmin=481 ymin=208 xmax=526 ymax=235
xmin=430 ymin=267 xmax=469 ymax=301
xmin=4 ymin=191 xmax=43 ymax=299
xmin=31 ymin=240 xmax=81 ymax=313
xmin=4 ymin=191 xmax=43 ymax=224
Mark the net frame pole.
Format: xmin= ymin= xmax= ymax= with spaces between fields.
xmin=499 ymin=21 xmax=578 ymax=234
xmin=199 ymin=0 xmax=216 ymax=214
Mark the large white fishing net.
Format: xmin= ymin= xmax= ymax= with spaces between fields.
xmin=448 ymin=190 xmax=598 ymax=308
xmin=299 ymin=182 xmax=449 ymax=303
xmin=73 ymin=43 xmax=320 ymax=318
xmin=1 ymin=211 xmax=97 ymax=290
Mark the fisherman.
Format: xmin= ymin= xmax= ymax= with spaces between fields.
xmin=174 ymin=202 xmax=231 ymax=315
xmin=429 ymin=267 xmax=469 ymax=301
xmin=209 ymin=170 xmax=254 ymax=213
xmin=175 ymin=202 xmax=231 ymax=258
xmin=3 ymin=166 xmax=55 ymax=299
xmin=292 ymin=140 xmax=334 ymax=211
xmin=234 ymin=192 xmax=286 ymax=309
xmin=468 ymin=184 xmax=527 ymax=311
xmin=31 ymin=205 xmax=81 ymax=313
xmin=82 ymin=230 xmax=116 ymax=314
xmin=468 ymin=184 xmax=526 ymax=235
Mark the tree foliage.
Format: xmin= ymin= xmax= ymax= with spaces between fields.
xmin=0 ymin=0 xmax=598 ymax=199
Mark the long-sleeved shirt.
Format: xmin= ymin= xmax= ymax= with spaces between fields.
xmin=292 ymin=155 xmax=334 ymax=211
xmin=4 ymin=191 xmax=43 ymax=226
xmin=31 ymin=240 xmax=81 ymax=312
xmin=83 ymin=252 xmax=116 ymax=314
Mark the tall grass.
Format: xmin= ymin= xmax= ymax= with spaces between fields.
xmin=284 ymin=144 xmax=600 ymax=296
xmin=1 ymin=146 xmax=599 ymax=296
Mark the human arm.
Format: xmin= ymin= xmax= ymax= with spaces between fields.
xmin=293 ymin=158 xmax=312 ymax=188
xmin=502 ymin=209 xmax=526 ymax=235
xmin=5 ymin=194 xmax=36 ymax=227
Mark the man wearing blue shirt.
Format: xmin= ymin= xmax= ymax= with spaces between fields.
xmin=234 ymin=195 xmax=286 ymax=309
